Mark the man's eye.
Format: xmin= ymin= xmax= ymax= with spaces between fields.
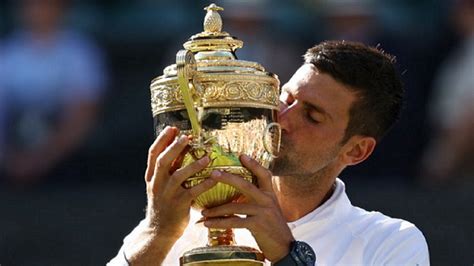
xmin=305 ymin=112 xmax=320 ymax=124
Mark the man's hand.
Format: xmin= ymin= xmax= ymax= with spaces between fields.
xmin=124 ymin=126 xmax=216 ymax=264
xmin=202 ymin=154 xmax=294 ymax=262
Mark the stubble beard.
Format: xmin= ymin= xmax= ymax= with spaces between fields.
xmin=271 ymin=135 xmax=341 ymax=191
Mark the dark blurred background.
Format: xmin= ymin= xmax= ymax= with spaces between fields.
xmin=0 ymin=0 xmax=473 ymax=265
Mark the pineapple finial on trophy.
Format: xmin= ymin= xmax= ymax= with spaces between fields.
xmin=204 ymin=3 xmax=224 ymax=33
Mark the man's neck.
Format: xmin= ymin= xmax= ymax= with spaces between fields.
xmin=272 ymin=175 xmax=336 ymax=222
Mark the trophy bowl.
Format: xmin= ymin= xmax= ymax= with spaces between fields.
xmin=150 ymin=4 xmax=280 ymax=265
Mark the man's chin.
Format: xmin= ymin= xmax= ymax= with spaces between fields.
xmin=270 ymin=155 xmax=292 ymax=176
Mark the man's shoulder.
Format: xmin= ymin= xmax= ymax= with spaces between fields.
xmin=322 ymin=202 xmax=429 ymax=265
xmin=344 ymin=205 xmax=425 ymax=242
xmin=341 ymin=205 xmax=429 ymax=263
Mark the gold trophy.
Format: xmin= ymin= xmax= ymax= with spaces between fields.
xmin=150 ymin=4 xmax=281 ymax=265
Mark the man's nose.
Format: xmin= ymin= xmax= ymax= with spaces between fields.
xmin=277 ymin=101 xmax=295 ymax=132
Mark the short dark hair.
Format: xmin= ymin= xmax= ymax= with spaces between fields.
xmin=304 ymin=40 xmax=403 ymax=143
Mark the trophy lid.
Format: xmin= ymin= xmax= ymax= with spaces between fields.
xmin=150 ymin=3 xmax=280 ymax=116
xmin=158 ymin=3 xmax=271 ymax=76
xmin=183 ymin=3 xmax=244 ymax=53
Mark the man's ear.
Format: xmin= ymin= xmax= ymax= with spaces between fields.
xmin=340 ymin=136 xmax=376 ymax=166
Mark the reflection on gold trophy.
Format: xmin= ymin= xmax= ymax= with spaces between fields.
xmin=150 ymin=4 xmax=281 ymax=265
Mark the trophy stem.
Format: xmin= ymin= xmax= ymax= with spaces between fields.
xmin=208 ymin=227 xmax=235 ymax=246
xmin=181 ymin=226 xmax=265 ymax=265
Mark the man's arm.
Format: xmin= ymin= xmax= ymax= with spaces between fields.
xmin=108 ymin=127 xmax=216 ymax=265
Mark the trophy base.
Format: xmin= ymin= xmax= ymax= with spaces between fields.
xmin=180 ymin=245 xmax=265 ymax=265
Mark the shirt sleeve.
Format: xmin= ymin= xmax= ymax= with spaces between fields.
xmin=372 ymin=222 xmax=430 ymax=266
xmin=106 ymin=248 xmax=129 ymax=266
xmin=106 ymin=219 xmax=148 ymax=266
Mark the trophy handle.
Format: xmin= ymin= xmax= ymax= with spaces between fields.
xmin=176 ymin=49 xmax=201 ymax=138
xmin=263 ymin=122 xmax=281 ymax=158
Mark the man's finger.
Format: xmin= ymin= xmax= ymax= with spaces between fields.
xmin=169 ymin=144 xmax=191 ymax=174
xmin=151 ymin=135 xmax=190 ymax=189
xmin=210 ymin=170 xmax=270 ymax=204
xmin=145 ymin=126 xmax=178 ymax=182
xmin=169 ymin=156 xmax=210 ymax=191
xmin=240 ymin=154 xmax=273 ymax=192
xmin=202 ymin=202 xmax=260 ymax=217
xmin=183 ymin=178 xmax=217 ymax=203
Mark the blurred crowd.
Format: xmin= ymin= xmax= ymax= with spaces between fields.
xmin=0 ymin=0 xmax=473 ymax=187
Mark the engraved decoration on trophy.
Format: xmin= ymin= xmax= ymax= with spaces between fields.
xmin=149 ymin=3 xmax=281 ymax=265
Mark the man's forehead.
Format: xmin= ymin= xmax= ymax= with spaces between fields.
xmin=287 ymin=64 xmax=318 ymax=87
xmin=283 ymin=63 xmax=358 ymax=121
xmin=284 ymin=64 xmax=332 ymax=96
xmin=285 ymin=64 xmax=354 ymax=98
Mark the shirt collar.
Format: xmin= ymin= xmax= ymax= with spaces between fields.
xmin=287 ymin=178 xmax=352 ymax=231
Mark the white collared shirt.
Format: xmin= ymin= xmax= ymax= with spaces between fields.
xmin=108 ymin=178 xmax=429 ymax=265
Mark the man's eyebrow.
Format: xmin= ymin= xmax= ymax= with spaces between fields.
xmin=303 ymin=101 xmax=333 ymax=121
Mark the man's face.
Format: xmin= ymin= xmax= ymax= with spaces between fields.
xmin=272 ymin=64 xmax=357 ymax=179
